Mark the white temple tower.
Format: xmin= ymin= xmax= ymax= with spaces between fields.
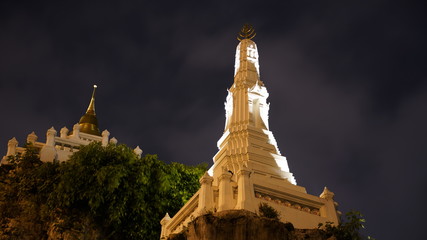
xmin=160 ymin=25 xmax=340 ymax=238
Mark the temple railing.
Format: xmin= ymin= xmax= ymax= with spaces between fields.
xmin=162 ymin=189 xmax=200 ymax=237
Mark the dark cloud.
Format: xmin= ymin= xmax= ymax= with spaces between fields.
xmin=1 ymin=1 xmax=426 ymax=239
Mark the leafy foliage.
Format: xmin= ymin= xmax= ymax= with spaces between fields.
xmin=318 ymin=210 xmax=375 ymax=240
xmin=162 ymin=162 xmax=208 ymax=216
xmin=283 ymin=222 xmax=295 ymax=232
xmin=258 ymin=202 xmax=280 ymax=220
xmin=0 ymin=142 xmax=206 ymax=240
xmin=0 ymin=144 xmax=59 ymax=239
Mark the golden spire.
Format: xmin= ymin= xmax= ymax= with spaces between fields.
xmin=77 ymin=85 xmax=101 ymax=136
xmin=86 ymin=85 xmax=97 ymax=114
xmin=237 ymin=24 xmax=256 ymax=41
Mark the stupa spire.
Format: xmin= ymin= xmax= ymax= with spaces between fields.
xmin=233 ymin=25 xmax=262 ymax=83
xmin=86 ymin=84 xmax=97 ymax=114
xmin=77 ymin=85 xmax=101 ymax=136
xmin=225 ymin=25 xmax=267 ymax=132
xmin=219 ymin=24 xmax=296 ymax=185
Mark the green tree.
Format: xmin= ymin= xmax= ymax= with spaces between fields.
xmin=0 ymin=142 xmax=207 ymax=240
xmin=161 ymin=161 xmax=207 ymax=216
xmin=49 ymin=142 xmax=206 ymax=239
xmin=0 ymin=144 xmax=59 ymax=240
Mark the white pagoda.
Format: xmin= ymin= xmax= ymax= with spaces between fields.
xmin=1 ymin=85 xmax=143 ymax=164
xmin=160 ymin=25 xmax=339 ymax=238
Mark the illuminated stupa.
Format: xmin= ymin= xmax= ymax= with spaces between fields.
xmin=1 ymin=85 xmax=143 ymax=164
xmin=160 ymin=25 xmax=340 ymax=238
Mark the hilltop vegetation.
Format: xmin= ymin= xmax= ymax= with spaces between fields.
xmin=0 ymin=142 xmax=206 ymax=240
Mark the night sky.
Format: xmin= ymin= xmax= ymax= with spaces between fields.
xmin=1 ymin=1 xmax=426 ymax=239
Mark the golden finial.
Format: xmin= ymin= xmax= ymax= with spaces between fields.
xmin=86 ymin=85 xmax=97 ymax=114
xmin=237 ymin=24 xmax=256 ymax=41
xmin=91 ymin=85 xmax=97 ymax=99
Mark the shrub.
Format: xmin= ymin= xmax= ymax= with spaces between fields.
xmin=284 ymin=222 xmax=294 ymax=231
xmin=258 ymin=202 xmax=280 ymax=220
xmin=318 ymin=210 xmax=375 ymax=240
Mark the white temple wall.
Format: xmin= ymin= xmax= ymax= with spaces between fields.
xmin=254 ymin=198 xmax=336 ymax=229
xmin=55 ymin=148 xmax=74 ymax=162
xmin=162 ymin=170 xmax=339 ymax=237
xmin=1 ymin=125 xmax=127 ymax=164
